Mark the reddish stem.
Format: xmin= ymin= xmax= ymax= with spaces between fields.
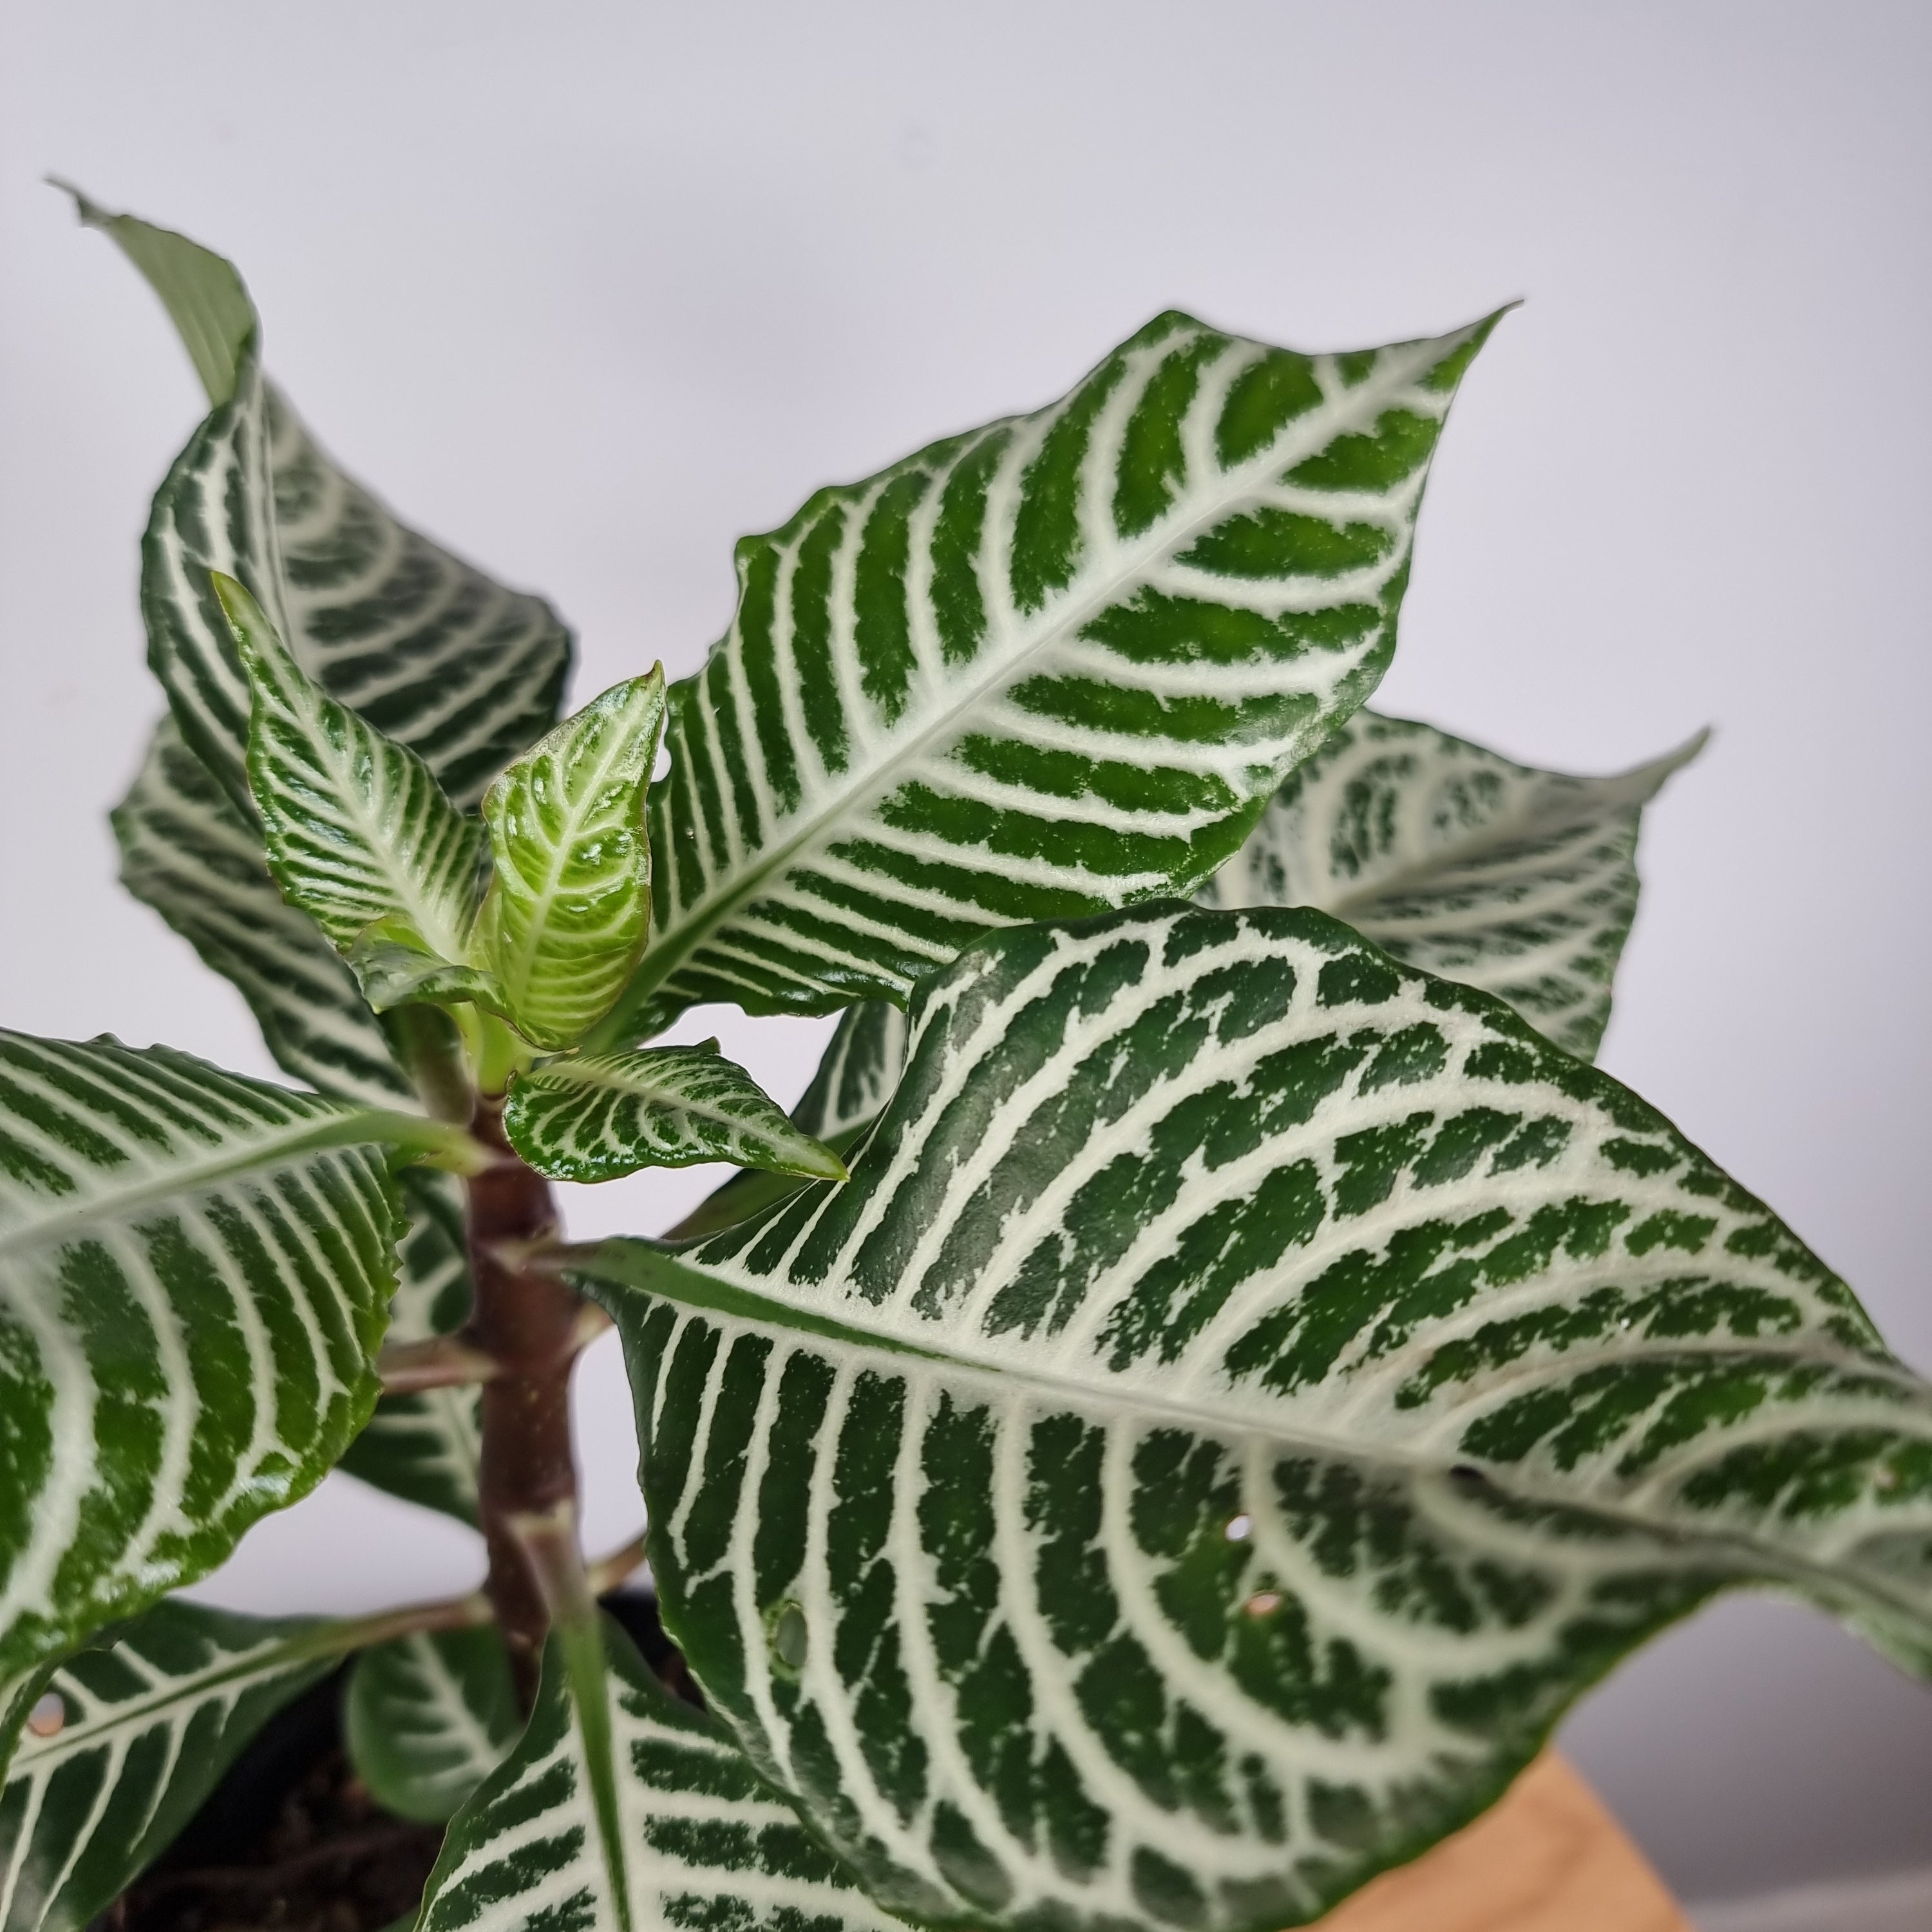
xmin=461 ymin=1095 xmax=578 ymax=1710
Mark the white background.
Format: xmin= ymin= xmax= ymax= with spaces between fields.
xmin=1 ymin=1 xmax=1927 ymax=1906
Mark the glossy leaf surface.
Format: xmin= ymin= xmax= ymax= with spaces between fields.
xmin=0 ymin=1602 xmax=332 ymax=1932
xmin=417 ymin=1616 xmax=900 ymax=1932
xmin=480 ymin=674 xmax=666 ymax=1051
xmin=504 ymin=1045 xmax=845 ymax=1186
xmin=596 ymin=309 xmax=1502 ymax=1043
xmin=670 ymin=1002 xmax=909 ymax=1241
xmin=345 ymin=1626 xmax=517 ymax=1823
xmin=80 ymin=197 xmax=571 ymax=814
xmin=114 ymin=715 xmax=413 ymax=1110
xmin=226 ymin=577 xmax=485 ymax=969
xmin=582 ymin=902 xmax=1932 ymax=1932
xmin=0 ymin=1032 xmax=399 ymax=1695
xmin=1201 ymin=711 xmax=1703 ymax=1059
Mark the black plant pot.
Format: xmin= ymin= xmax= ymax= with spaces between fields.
xmin=97 ymin=1589 xmax=694 ymax=1932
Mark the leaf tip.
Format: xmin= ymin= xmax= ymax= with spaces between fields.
xmin=45 ymin=175 xmax=104 ymax=225
xmin=798 ymin=1141 xmax=849 ymax=1184
xmin=209 ymin=570 xmax=276 ymax=655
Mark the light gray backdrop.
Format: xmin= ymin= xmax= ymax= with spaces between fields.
xmin=1 ymin=0 xmax=1926 ymax=1906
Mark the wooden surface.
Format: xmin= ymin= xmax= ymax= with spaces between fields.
xmin=1314 ymin=1756 xmax=1691 ymax=1931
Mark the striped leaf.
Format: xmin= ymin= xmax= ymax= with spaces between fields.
xmin=504 ymin=1046 xmax=845 ymax=1187
xmin=345 ymin=1626 xmax=517 ymax=1823
xmin=74 ymin=193 xmax=571 ymax=813
xmin=578 ymin=902 xmax=1932 ymax=1932
xmin=339 ymin=1170 xmax=481 ymax=1525
xmin=1201 ymin=711 xmax=1705 ymax=1060
xmin=593 ymin=308 xmax=1504 ymax=1046
xmin=112 ymin=716 xmax=480 ymax=1521
xmin=793 ymin=1001 xmax=913 ymax=1144
xmin=480 ymin=675 xmax=667 ymax=1052
xmin=670 ymin=1002 xmax=909 ymax=1242
xmin=225 ymin=576 xmax=486 ymax=970
xmin=0 ymin=1031 xmax=404 ymax=1696
xmin=0 ymin=1601 xmax=334 ymax=1932
xmin=417 ymin=1615 xmax=902 ymax=1932
xmin=113 ymin=715 xmax=413 ymax=1110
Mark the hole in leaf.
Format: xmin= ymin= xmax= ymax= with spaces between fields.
xmin=26 ymin=1692 xmax=64 ymax=1738
xmin=768 ymin=1600 xmax=808 ymax=1673
xmin=1244 ymin=1591 xmax=1283 ymax=1618
xmin=1225 ymin=1514 xmax=1253 ymax=1542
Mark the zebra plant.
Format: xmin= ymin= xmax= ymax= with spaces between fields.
xmin=1 ymin=193 xmax=1926 ymax=1932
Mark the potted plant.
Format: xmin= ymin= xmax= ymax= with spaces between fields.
xmin=1 ymin=193 xmax=1924 ymax=1932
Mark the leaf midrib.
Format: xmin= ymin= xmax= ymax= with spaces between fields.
xmin=1320 ymin=731 xmax=1703 ymax=921
xmin=493 ymin=705 xmax=652 ymax=1011
xmin=598 ymin=328 xmax=1476 ymax=1044
xmin=536 ymin=1057 xmax=823 ymax=1155
xmin=0 ymin=1111 xmax=401 ymax=1261
xmin=581 ymin=1240 xmax=1932 ymax=1631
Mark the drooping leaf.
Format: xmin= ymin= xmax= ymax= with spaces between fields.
xmin=113 ymin=715 xmax=413 ymax=1110
xmin=480 ymin=674 xmax=667 ymax=1052
xmin=578 ymin=902 xmax=1932 ymax=1932
xmin=669 ymin=1001 xmax=909 ymax=1241
xmin=346 ymin=938 xmax=507 ymax=1019
xmin=61 ymin=185 xmax=255 ymax=415
xmin=222 ymin=577 xmax=486 ymax=975
xmin=1201 ymin=710 xmax=1705 ymax=1060
xmin=417 ymin=1615 xmax=902 ymax=1932
xmin=74 ymin=193 xmax=571 ymax=813
xmin=345 ymin=1625 xmax=518 ymax=1823
xmin=0 ymin=1601 xmax=335 ymax=1932
xmin=338 ymin=1168 xmax=480 ymax=1525
xmin=0 ymin=1032 xmax=406 ymax=1694
xmin=504 ymin=1045 xmax=846 ymax=1187
xmin=593 ymin=308 xmax=1504 ymax=1045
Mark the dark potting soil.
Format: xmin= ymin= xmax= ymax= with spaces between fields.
xmin=97 ymin=1590 xmax=698 ymax=1932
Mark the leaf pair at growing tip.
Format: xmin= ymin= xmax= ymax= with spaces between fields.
xmin=219 ymin=573 xmax=846 ymax=1183
xmin=220 ymin=570 xmax=662 ymax=1056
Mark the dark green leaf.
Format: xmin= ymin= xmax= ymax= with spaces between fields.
xmin=504 ymin=1046 xmax=845 ymax=1186
xmin=578 ymin=902 xmax=1932 ymax=1931
xmin=595 ymin=310 xmax=1504 ymax=1044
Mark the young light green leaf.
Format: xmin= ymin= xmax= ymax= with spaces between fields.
xmin=593 ymin=308 xmax=1504 ymax=1046
xmin=113 ymin=715 xmax=415 ymax=1109
xmin=73 ymin=193 xmax=571 ymax=813
xmin=345 ymin=1626 xmax=518 ymax=1823
xmin=668 ymin=1001 xmax=908 ymax=1240
xmin=0 ymin=1031 xmax=406 ymax=1714
xmin=221 ymin=576 xmax=486 ymax=975
xmin=578 ymin=902 xmax=1932 ymax=1932
xmin=417 ymin=1615 xmax=902 ymax=1932
xmin=480 ymin=674 xmax=667 ymax=1052
xmin=1201 ymin=710 xmax=1705 ymax=1060
xmin=338 ymin=1169 xmax=481 ymax=1525
xmin=346 ymin=934 xmax=509 ymax=1020
xmin=0 ymin=1601 xmax=334 ymax=1932
xmin=503 ymin=1045 xmax=846 ymax=1187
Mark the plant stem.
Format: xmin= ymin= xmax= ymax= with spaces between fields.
xmin=462 ymin=1093 xmax=577 ymax=1711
